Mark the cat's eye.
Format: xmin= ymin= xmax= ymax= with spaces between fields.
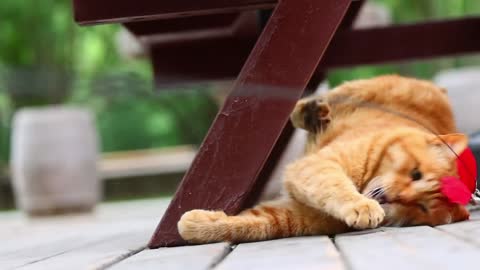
xmin=410 ymin=168 xmax=423 ymax=181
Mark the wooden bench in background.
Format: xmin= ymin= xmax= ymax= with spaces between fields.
xmin=0 ymin=146 xmax=196 ymax=210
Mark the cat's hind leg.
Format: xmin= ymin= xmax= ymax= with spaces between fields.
xmin=178 ymin=199 xmax=348 ymax=244
xmin=290 ymin=95 xmax=331 ymax=134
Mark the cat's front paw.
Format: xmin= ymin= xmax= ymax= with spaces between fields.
xmin=178 ymin=209 xmax=227 ymax=243
xmin=342 ymin=198 xmax=385 ymax=229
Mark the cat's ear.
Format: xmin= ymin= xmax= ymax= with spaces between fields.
xmin=429 ymin=133 xmax=468 ymax=158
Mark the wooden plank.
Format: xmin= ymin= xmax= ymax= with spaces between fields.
xmin=17 ymin=230 xmax=150 ymax=270
xmin=321 ymin=17 xmax=480 ymax=69
xmin=437 ymin=213 xmax=480 ymax=245
xmin=99 ymin=147 xmax=196 ymax=179
xmin=124 ymin=14 xmax=240 ymax=36
xmin=148 ymin=0 xmax=352 ymax=248
xmin=144 ymin=11 xmax=259 ymax=87
xmin=467 ymin=208 xmax=480 ymax=220
xmin=142 ymin=17 xmax=480 ymax=85
xmin=0 ymin=235 xmax=99 ymax=269
xmin=73 ymin=0 xmax=277 ymax=25
xmin=111 ymin=243 xmax=230 ymax=270
xmin=2 ymin=148 xmax=195 ymax=180
xmin=336 ymin=226 xmax=480 ymax=270
xmin=0 ymin=198 xmax=169 ymax=269
xmin=0 ymin=221 xmax=153 ymax=269
xmin=337 ymin=0 xmax=365 ymax=29
xmin=215 ymin=237 xmax=345 ymax=270
xmin=150 ymin=34 xmax=255 ymax=87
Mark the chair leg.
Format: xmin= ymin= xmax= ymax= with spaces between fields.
xmin=149 ymin=0 xmax=352 ymax=248
xmin=253 ymin=0 xmax=366 ymax=203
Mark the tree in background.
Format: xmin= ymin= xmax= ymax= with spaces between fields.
xmin=0 ymin=0 xmax=76 ymax=107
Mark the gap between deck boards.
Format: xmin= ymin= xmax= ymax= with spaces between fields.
xmin=106 ymin=243 xmax=234 ymax=270
xmin=95 ymin=246 xmax=146 ymax=270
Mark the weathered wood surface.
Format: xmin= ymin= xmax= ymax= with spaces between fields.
xmin=216 ymin=237 xmax=345 ymax=270
xmin=336 ymin=226 xmax=480 ymax=270
xmin=18 ymin=230 xmax=149 ymax=270
xmin=437 ymin=210 xmax=480 ymax=245
xmin=2 ymin=199 xmax=480 ymax=269
xmin=0 ymin=198 xmax=169 ymax=270
xmin=111 ymin=243 xmax=230 ymax=270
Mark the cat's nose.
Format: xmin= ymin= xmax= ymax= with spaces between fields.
xmin=398 ymin=190 xmax=415 ymax=203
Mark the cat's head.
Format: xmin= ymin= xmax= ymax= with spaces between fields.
xmin=362 ymin=129 xmax=470 ymax=225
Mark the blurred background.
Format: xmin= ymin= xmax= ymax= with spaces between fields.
xmin=1 ymin=0 xmax=480 ymax=212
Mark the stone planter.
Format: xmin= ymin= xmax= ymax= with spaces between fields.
xmin=11 ymin=106 xmax=100 ymax=216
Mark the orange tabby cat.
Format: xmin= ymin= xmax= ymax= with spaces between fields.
xmin=178 ymin=75 xmax=470 ymax=244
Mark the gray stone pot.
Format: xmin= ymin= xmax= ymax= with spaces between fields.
xmin=11 ymin=106 xmax=100 ymax=216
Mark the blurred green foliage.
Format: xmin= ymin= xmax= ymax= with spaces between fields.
xmin=0 ymin=0 xmax=218 ymax=166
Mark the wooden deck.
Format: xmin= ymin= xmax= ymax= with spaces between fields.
xmin=2 ymin=198 xmax=480 ymax=270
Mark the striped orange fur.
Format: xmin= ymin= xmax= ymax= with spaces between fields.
xmin=178 ymin=75 xmax=470 ymax=244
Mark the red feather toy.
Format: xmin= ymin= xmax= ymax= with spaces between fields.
xmin=441 ymin=147 xmax=477 ymax=205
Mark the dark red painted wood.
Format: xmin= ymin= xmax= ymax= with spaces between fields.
xmin=241 ymin=72 xmax=325 ymax=209
xmin=144 ymin=12 xmax=259 ymax=87
xmin=144 ymin=2 xmax=364 ymax=87
xmin=73 ymin=0 xmax=277 ymax=24
xmin=124 ymin=13 xmax=240 ymax=36
xmin=305 ymin=0 xmax=363 ymax=90
xmin=247 ymin=2 xmax=363 ymax=203
xmin=338 ymin=0 xmax=365 ymax=29
xmin=145 ymin=1 xmax=365 ymax=87
xmin=256 ymin=3 xmax=363 ymax=197
xmin=148 ymin=0 xmax=352 ymax=248
xmin=322 ymin=17 xmax=480 ymax=69
xmin=150 ymin=35 xmax=256 ymax=87
xmin=144 ymin=16 xmax=480 ymax=84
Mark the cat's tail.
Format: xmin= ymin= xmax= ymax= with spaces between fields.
xmin=178 ymin=200 xmax=309 ymax=244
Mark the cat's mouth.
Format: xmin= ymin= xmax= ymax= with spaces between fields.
xmin=367 ymin=187 xmax=389 ymax=204
xmin=367 ymin=187 xmax=429 ymax=213
xmin=376 ymin=196 xmax=388 ymax=204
